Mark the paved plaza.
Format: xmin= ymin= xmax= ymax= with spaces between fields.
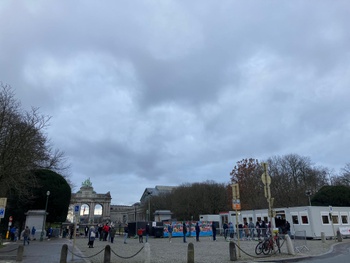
xmin=1 ymin=234 xmax=349 ymax=263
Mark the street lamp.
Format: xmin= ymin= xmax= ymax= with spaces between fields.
xmin=305 ymin=190 xmax=312 ymax=206
xmin=147 ymin=191 xmax=152 ymax=222
xmin=40 ymin=191 xmax=50 ymax=241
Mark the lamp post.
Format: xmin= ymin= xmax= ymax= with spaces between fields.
xmin=147 ymin=191 xmax=152 ymax=222
xmin=40 ymin=191 xmax=50 ymax=241
xmin=305 ymin=190 xmax=312 ymax=206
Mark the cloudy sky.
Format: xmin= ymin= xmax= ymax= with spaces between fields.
xmin=1 ymin=0 xmax=350 ymax=205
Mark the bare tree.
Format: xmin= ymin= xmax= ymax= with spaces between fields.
xmin=0 ymin=83 xmax=68 ymax=200
xmin=267 ymin=154 xmax=329 ymax=207
xmin=333 ymin=163 xmax=350 ymax=186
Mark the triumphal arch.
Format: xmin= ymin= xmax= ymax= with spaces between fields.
xmin=70 ymin=178 xmax=111 ymax=224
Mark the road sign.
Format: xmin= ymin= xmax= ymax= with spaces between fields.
xmin=74 ymin=205 xmax=80 ymax=214
xmin=0 ymin=207 xmax=5 ymax=218
xmin=0 ymin=198 xmax=7 ymax=207
xmin=231 ymin=183 xmax=240 ymax=199
xmin=232 ymin=199 xmax=241 ymax=210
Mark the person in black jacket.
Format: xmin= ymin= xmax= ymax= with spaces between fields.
xmin=195 ymin=222 xmax=200 ymax=242
xmin=182 ymin=222 xmax=187 ymax=243
xmin=212 ymin=222 xmax=217 ymax=241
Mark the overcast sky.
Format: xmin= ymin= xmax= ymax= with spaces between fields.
xmin=1 ymin=0 xmax=350 ymax=205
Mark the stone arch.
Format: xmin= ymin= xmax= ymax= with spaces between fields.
xmin=70 ymin=181 xmax=111 ymax=225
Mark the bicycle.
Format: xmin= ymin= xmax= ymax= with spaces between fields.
xmin=255 ymin=234 xmax=281 ymax=255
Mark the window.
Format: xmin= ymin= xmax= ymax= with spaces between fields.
xmin=331 ymin=215 xmax=339 ymax=224
xmin=322 ymin=215 xmax=330 ymax=224
xmin=341 ymin=214 xmax=348 ymax=224
xmin=301 ymin=215 xmax=309 ymax=224
xmin=292 ymin=215 xmax=299 ymax=224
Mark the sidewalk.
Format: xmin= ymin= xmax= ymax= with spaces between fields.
xmin=0 ymin=238 xmax=86 ymax=263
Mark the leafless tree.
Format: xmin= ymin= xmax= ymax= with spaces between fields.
xmin=0 ymin=83 xmax=68 ymax=200
xmin=267 ymin=154 xmax=329 ymax=207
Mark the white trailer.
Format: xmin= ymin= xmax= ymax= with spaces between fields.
xmin=219 ymin=206 xmax=350 ymax=239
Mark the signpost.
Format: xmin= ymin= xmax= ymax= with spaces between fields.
xmin=231 ymin=183 xmax=241 ymax=257
xmin=72 ymin=204 xmax=80 ymax=261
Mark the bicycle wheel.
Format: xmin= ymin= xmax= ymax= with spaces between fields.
xmin=255 ymin=241 xmax=264 ymax=255
xmin=262 ymin=240 xmax=272 ymax=255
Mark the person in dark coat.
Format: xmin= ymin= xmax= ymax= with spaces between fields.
xmin=212 ymin=222 xmax=217 ymax=241
xmin=182 ymin=222 xmax=187 ymax=243
xmin=195 ymin=222 xmax=200 ymax=242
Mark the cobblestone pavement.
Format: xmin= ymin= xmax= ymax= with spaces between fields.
xmin=1 ymin=235 xmax=349 ymax=263
xmin=71 ymin=235 xmax=349 ymax=263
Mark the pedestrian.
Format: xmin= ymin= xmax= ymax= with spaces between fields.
xmin=137 ymin=227 xmax=144 ymax=243
xmin=88 ymin=226 xmax=96 ymax=248
xmin=256 ymin=220 xmax=261 ymax=239
xmin=212 ymin=222 xmax=217 ymax=241
xmin=84 ymin=226 xmax=89 ymax=238
xmin=124 ymin=223 xmax=129 ymax=244
xmin=168 ymin=223 xmax=173 ymax=243
xmin=244 ymin=223 xmax=249 ymax=240
xmin=229 ymin=222 xmax=234 ymax=239
xmin=102 ymin=223 xmax=110 ymax=241
xmin=22 ymin=226 xmax=30 ymax=246
xmin=182 ymin=222 xmax=187 ymax=243
xmin=70 ymin=225 xmax=74 ymax=239
xmin=145 ymin=223 xmax=150 ymax=242
xmin=248 ymin=219 xmax=255 ymax=240
xmin=10 ymin=226 xmax=16 ymax=241
xmin=195 ymin=222 xmax=200 ymax=242
xmin=261 ymin=220 xmax=267 ymax=237
xmin=223 ymin=222 xmax=228 ymax=240
xmin=110 ymin=226 xmax=116 ymax=243
xmin=47 ymin=227 xmax=53 ymax=240
xmin=31 ymin=226 xmax=36 ymax=240
xmin=98 ymin=224 xmax=103 ymax=241
xmin=285 ymin=221 xmax=291 ymax=237
xmin=238 ymin=223 xmax=243 ymax=239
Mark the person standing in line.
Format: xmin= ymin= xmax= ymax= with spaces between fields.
xmin=145 ymin=223 xmax=150 ymax=242
xmin=229 ymin=222 xmax=234 ymax=240
xmin=109 ymin=226 xmax=116 ymax=243
xmin=182 ymin=222 xmax=187 ymax=243
xmin=285 ymin=221 xmax=291 ymax=237
xmin=168 ymin=223 xmax=173 ymax=243
xmin=23 ymin=226 xmax=30 ymax=246
xmin=248 ymin=219 xmax=255 ymax=240
xmin=195 ymin=222 xmax=200 ymax=242
xmin=124 ymin=223 xmax=129 ymax=244
xmin=88 ymin=226 xmax=96 ymax=248
xmin=212 ymin=222 xmax=217 ymax=241
xmin=31 ymin=226 xmax=36 ymax=240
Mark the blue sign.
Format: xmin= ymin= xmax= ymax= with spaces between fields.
xmin=74 ymin=205 xmax=80 ymax=213
xmin=0 ymin=207 xmax=5 ymax=218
